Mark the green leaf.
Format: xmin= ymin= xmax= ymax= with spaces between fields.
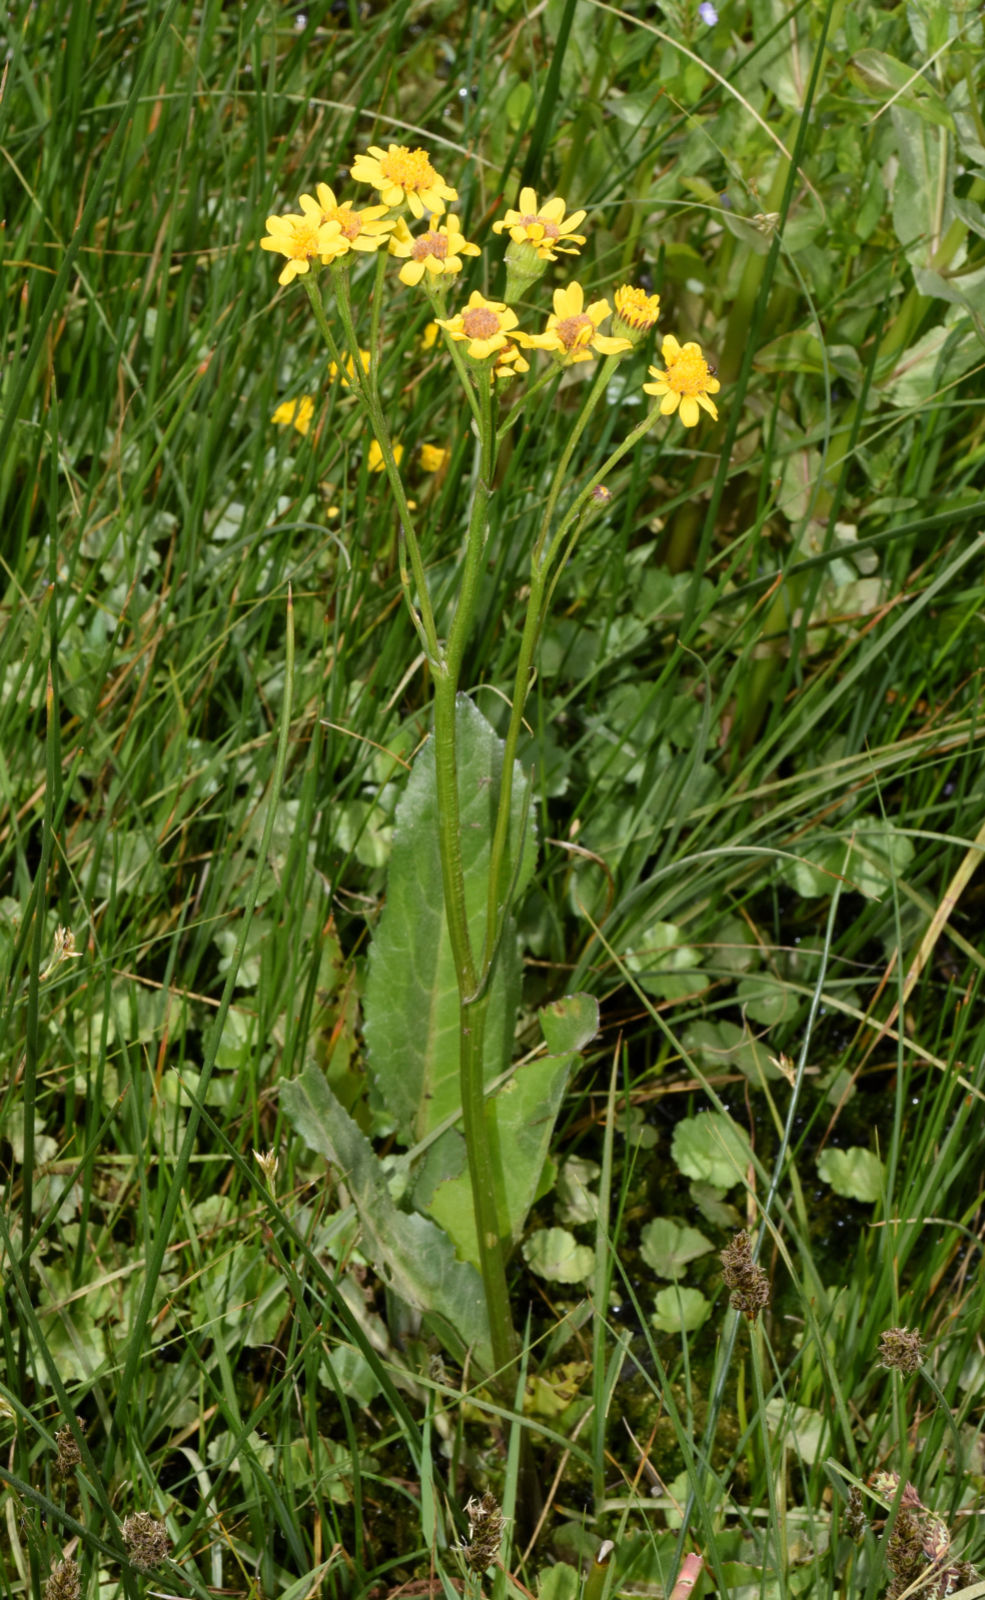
xmin=363 ymin=695 xmax=536 ymax=1144
xmin=280 ymin=1069 xmax=493 ymax=1370
xmin=671 ymin=1112 xmax=753 ymax=1191
xmin=623 ymin=920 xmax=705 ymax=1001
xmin=764 ymin=1399 xmax=826 ymax=1462
xmin=522 ymin=1227 xmax=595 ymax=1284
xmin=538 ymin=1565 xmax=580 ymax=1600
xmin=736 ymin=977 xmax=795 ymax=1028
xmin=639 ymin=1217 xmax=714 ymax=1279
xmin=779 ymin=821 xmax=914 ymax=900
xmin=539 ymin=992 xmax=599 ymax=1055
xmin=651 ymin=1286 xmax=710 ymax=1333
xmin=427 ymin=1049 xmax=573 ymax=1265
xmin=684 ymin=1018 xmax=785 ymax=1081
xmin=817 ymin=1146 xmax=885 ymax=1203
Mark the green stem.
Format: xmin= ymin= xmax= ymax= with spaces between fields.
xmin=304 ymin=270 xmax=441 ymax=665
xmin=542 ymin=400 xmax=662 ymax=574
xmin=305 ymin=266 xmax=513 ymax=1377
xmin=482 ymin=398 xmax=663 ymax=974
xmin=459 ymin=992 xmax=518 ymax=1380
xmin=432 ymin=669 xmax=479 ymax=997
xmin=480 ymin=560 xmax=548 ymax=977
xmin=533 ymin=355 xmax=618 ymax=568
xmin=445 ymin=377 xmax=494 ymax=684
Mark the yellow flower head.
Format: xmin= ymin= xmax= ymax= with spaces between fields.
xmin=643 ymin=334 xmax=721 ymax=426
xmin=313 ymin=182 xmax=395 ymax=258
xmin=260 ymin=194 xmax=347 ymax=285
xmin=436 ymin=291 xmax=528 ymax=361
xmin=493 ymin=341 xmax=530 ymax=381
xmin=351 ymin=144 xmax=458 ymax=219
xmin=612 ymin=284 xmax=661 ymax=342
xmin=420 ymin=443 xmax=450 ymax=473
xmin=271 ymin=395 xmax=316 ymax=436
xmin=492 ymin=187 xmax=587 ymax=260
xmin=329 ymin=349 xmax=372 ymax=387
xmin=367 ymin=439 xmax=404 ymax=473
xmin=388 ymin=213 xmax=481 ymax=286
xmin=527 ymin=282 xmax=633 ymax=366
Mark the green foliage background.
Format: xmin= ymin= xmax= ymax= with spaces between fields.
xmin=2 ymin=1 xmax=985 ymax=1598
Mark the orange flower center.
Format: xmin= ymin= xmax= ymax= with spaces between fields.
xmin=324 ymin=205 xmax=361 ymax=241
xmin=292 ymin=220 xmax=323 ymax=258
xmin=462 ymin=307 xmax=500 ymax=340
xmin=413 ymin=230 xmax=448 ymax=260
xmin=554 ymin=313 xmax=593 ymax=350
xmin=380 ymin=146 xmax=436 ymax=192
xmin=666 ymin=347 xmax=714 ymax=395
xmin=520 ymin=214 xmax=560 ymax=239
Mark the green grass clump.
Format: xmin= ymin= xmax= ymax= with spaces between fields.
xmin=2 ymin=3 xmax=985 ymax=1600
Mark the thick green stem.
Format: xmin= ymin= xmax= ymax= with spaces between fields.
xmin=303 ymin=264 xmax=517 ymax=1383
xmin=446 ymin=378 xmax=494 ymax=684
xmin=459 ymin=994 xmax=518 ymax=1380
xmin=432 ymin=670 xmax=478 ymax=997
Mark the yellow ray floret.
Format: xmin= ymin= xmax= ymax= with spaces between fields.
xmin=492 ymin=187 xmax=587 ymax=260
xmin=351 ymin=144 xmax=458 ymax=219
xmin=388 ymin=213 xmax=481 ymax=286
xmin=643 ymin=334 xmax=721 ymax=426
xmin=271 ymin=396 xmax=316 ymax=436
xmin=612 ymin=284 xmax=661 ymax=338
xmin=436 ymin=291 xmax=529 ymax=361
xmin=527 ymin=282 xmax=633 ymax=365
xmin=261 ymin=194 xmax=347 ymax=285
xmin=312 ymin=182 xmax=395 ymax=257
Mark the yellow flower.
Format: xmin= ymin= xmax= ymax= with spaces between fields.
xmin=493 ymin=341 xmax=530 ymax=380
xmin=420 ymin=443 xmax=450 ymax=472
xmin=271 ymin=395 xmax=316 ymax=436
xmin=527 ymin=282 xmax=633 ymax=365
xmin=260 ymin=194 xmax=347 ymax=285
xmin=420 ymin=321 xmax=440 ymax=351
xmin=436 ymin=291 xmax=528 ymax=361
xmin=643 ymin=334 xmax=721 ymax=426
xmin=367 ymin=439 xmax=404 ymax=472
xmin=312 ymin=182 xmax=395 ymax=257
xmin=612 ymin=284 xmax=661 ymax=341
xmin=329 ymin=349 xmax=372 ymax=387
xmin=492 ymin=187 xmax=587 ymax=259
xmin=351 ymin=144 xmax=458 ymax=219
xmin=388 ymin=213 xmax=481 ymax=286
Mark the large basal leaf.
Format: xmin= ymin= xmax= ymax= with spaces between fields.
xmin=427 ymin=1051 xmax=572 ymax=1266
xmin=424 ymin=992 xmax=597 ymax=1267
xmin=363 ymin=694 xmax=537 ymax=1145
xmin=280 ymin=1069 xmax=493 ymax=1371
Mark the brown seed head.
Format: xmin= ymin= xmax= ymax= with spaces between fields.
xmin=121 ymin=1511 xmax=171 ymax=1572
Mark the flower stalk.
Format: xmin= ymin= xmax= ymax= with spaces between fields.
xmin=263 ymin=153 xmax=726 ymax=1391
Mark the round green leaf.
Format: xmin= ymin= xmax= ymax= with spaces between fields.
xmin=817 ymin=1146 xmax=885 ymax=1203
xmin=522 ymin=1227 xmax=595 ymax=1284
xmin=639 ymin=1217 xmax=714 ymax=1280
xmin=651 ymin=1286 xmax=710 ymax=1333
xmin=671 ymin=1112 xmax=752 ymax=1191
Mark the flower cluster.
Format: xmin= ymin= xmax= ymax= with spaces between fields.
xmin=459 ymin=1492 xmax=506 ymax=1574
xmin=720 ymin=1230 xmax=771 ymax=1316
xmin=121 ymin=1511 xmax=171 ymax=1572
xmin=262 ymin=144 xmax=723 ymax=427
xmin=877 ymin=1326 xmax=925 ymax=1375
xmin=869 ymin=1474 xmax=978 ymax=1600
